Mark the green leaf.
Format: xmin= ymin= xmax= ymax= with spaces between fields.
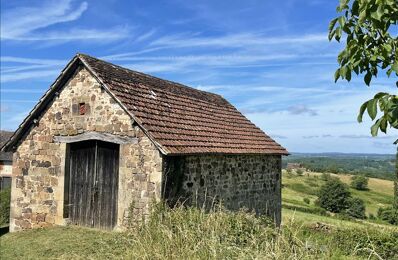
xmin=340 ymin=66 xmax=347 ymax=79
xmin=329 ymin=18 xmax=338 ymax=31
xmin=335 ymin=27 xmax=342 ymax=42
xmin=364 ymin=72 xmax=372 ymax=86
xmin=374 ymin=92 xmax=388 ymax=99
xmin=359 ymin=9 xmax=367 ymax=23
xmin=367 ymin=98 xmax=378 ymax=120
xmin=379 ymin=117 xmax=388 ymax=133
xmin=371 ymin=119 xmax=381 ymax=136
xmin=338 ymin=16 xmax=346 ymax=27
xmin=334 ymin=68 xmax=341 ymax=82
xmin=345 ymin=68 xmax=352 ymax=81
xmin=357 ymin=101 xmax=368 ymax=123
xmin=392 ymin=62 xmax=398 ymax=73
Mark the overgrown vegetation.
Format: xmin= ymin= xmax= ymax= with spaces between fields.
xmin=0 ymin=188 xmax=10 ymax=226
xmin=1 ymin=205 xmax=398 ymax=259
xmin=351 ymin=175 xmax=369 ymax=190
xmin=378 ymin=207 xmax=398 ymax=225
xmin=317 ymin=178 xmax=352 ymax=213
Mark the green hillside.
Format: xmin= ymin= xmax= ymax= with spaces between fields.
xmin=282 ymin=171 xmax=394 ymax=217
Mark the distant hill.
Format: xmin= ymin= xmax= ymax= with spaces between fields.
xmin=283 ymin=153 xmax=395 ymax=180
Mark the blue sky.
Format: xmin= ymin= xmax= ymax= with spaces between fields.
xmin=1 ymin=0 xmax=397 ymax=154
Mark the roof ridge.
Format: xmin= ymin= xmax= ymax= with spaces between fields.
xmin=77 ymin=53 xmax=227 ymax=101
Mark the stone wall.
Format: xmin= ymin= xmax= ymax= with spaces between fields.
xmin=10 ymin=66 xmax=162 ymax=231
xmin=163 ymin=154 xmax=282 ymax=225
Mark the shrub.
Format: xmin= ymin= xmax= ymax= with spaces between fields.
xmin=296 ymin=169 xmax=304 ymax=176
xmin=320 ymin=172 xmax=332 ymax=181
xmin=303 ymin=198 xmax=310 ymax=204
xmin=317 ymin=178 xmax=351 ymax=213
xmin=346 ymin=197 xmax=366 ymax=219
xmin=377 ymin=207 xmax=398 ymax=225
xmin=350 ymin=175 xmax=369 ymax=191
xmin=0 ymin=188 xmax=11 ymax=226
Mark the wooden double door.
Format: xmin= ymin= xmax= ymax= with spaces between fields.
xmin=64 ymin=140 xmax=119 ymax=229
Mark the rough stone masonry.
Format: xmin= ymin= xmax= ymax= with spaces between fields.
xmin=164 ymin=154 xmax=282 ymax=224
xmin=10 ymin=67 xmax=162 ymax=231
xmin=4 ymin=54 xmax=287 ymax=232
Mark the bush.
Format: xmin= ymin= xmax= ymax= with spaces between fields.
xmin=378 ymin=207 xmax=398 ymax=225
xmin=320 ymin=172 xmax=333 ymax=181
xmin=296 ymin=169 xmax=304 ymax=176
xmin=368 ymin=213 xmax=376 ymax=220
xmin=303 ymin=198 xmax=310 ymax=204
xmin=0 ymin=188 xmax=11 ymax=226
xmin=350 ymin=175 xmax=369 ymax=190
xmin=317 ymin=178 xmax=351 ymax=213
xmin=346 ymin=197 xmax=366 ymax=219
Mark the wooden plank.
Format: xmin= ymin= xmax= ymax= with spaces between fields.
xmin=66 ymin=140 xmax=119 ymax=229
xmin=63 ymin=145 xmax=70 ymax=218
xmin=54 ymin=131 xmax=138 ymax=144
xmin=95 ymin=141 xmax=119 ymax=229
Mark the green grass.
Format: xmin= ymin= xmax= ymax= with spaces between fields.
xmin=1 ymin=205 xmax=398 ymax=259
xmin=282 ymin=171 xmax=394 ymax=216
xmin=0 ymin=171 xmax=396 ymax=259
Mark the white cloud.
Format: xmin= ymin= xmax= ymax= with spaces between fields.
xmin=149 ymin=32 xmax=327 ymax=49
xmin=1 ymin=69 xmax=60 ymax=83
xmin=1 ymin=0 xmax=130 ymax=42
xmin=135 ymin=28 xmax=157 ymax=42
xmin=1 ymin=0 xmax=87 ymax=39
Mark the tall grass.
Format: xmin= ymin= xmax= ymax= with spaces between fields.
xmin=1 ymin=204 xmax=397 ymax=259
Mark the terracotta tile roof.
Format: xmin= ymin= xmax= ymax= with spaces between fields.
xmin=80 ymin=54 xmax=288 ymax=155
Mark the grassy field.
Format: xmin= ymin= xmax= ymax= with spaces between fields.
xmin=1 ymin=206 xmax=398 ymax=260
xmin=282 ymin=171 xmax=394 ymax=216
xmin=0 ymin=171 xmax=396 ymax=259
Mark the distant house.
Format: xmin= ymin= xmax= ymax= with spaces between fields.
xmin=0 ymin=131 xmax=13 ymax=190
xmin=2 ymin=54 xmax=288 ymax=232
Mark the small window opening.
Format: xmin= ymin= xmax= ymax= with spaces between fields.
xmin=79 ymin=103 xmax=86 ymax=115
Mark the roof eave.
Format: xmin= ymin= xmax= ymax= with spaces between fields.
xmin=1 ymin=55 xmax=81 ymax=152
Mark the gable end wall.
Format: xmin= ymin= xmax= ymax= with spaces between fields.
xmin=10 ymin=66 xmax=162 ymax=231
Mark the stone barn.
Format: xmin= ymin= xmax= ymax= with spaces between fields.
xmin=2 ymin=54 xmax=288 ymax=232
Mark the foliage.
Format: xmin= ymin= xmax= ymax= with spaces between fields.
xmin=378 ymin=206 xmax=398 ymax=225
xmin=317 ymin=178 xmax=352 ymax=213
xmin=1 ymin=205 xmax=398 ymax=259
xmin=0 ymin=188 xmax=11 ymax=226
xmin=296 ymin=168 xmax=304 ymax=176
xmin=321 ymin=172 xmax=333 ymax=181
xmin=329 ymin=0 xmax=398 ymax=136
xmin=283 ymin=154 xmax=395 ymax=180
xmin=346 ymin=197 xmax=367 ymax=219
xmin=303 ymin=197 xmax=311 ymax=204
xmin=351 ymin=175 xmax=369 ymax=190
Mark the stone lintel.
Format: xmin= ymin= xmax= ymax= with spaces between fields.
xmin=53 ymin=131 xmax=138 ymax=145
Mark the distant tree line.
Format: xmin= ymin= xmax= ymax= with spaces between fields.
xmin=283 ymin=156 xmax=395 ymax=180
